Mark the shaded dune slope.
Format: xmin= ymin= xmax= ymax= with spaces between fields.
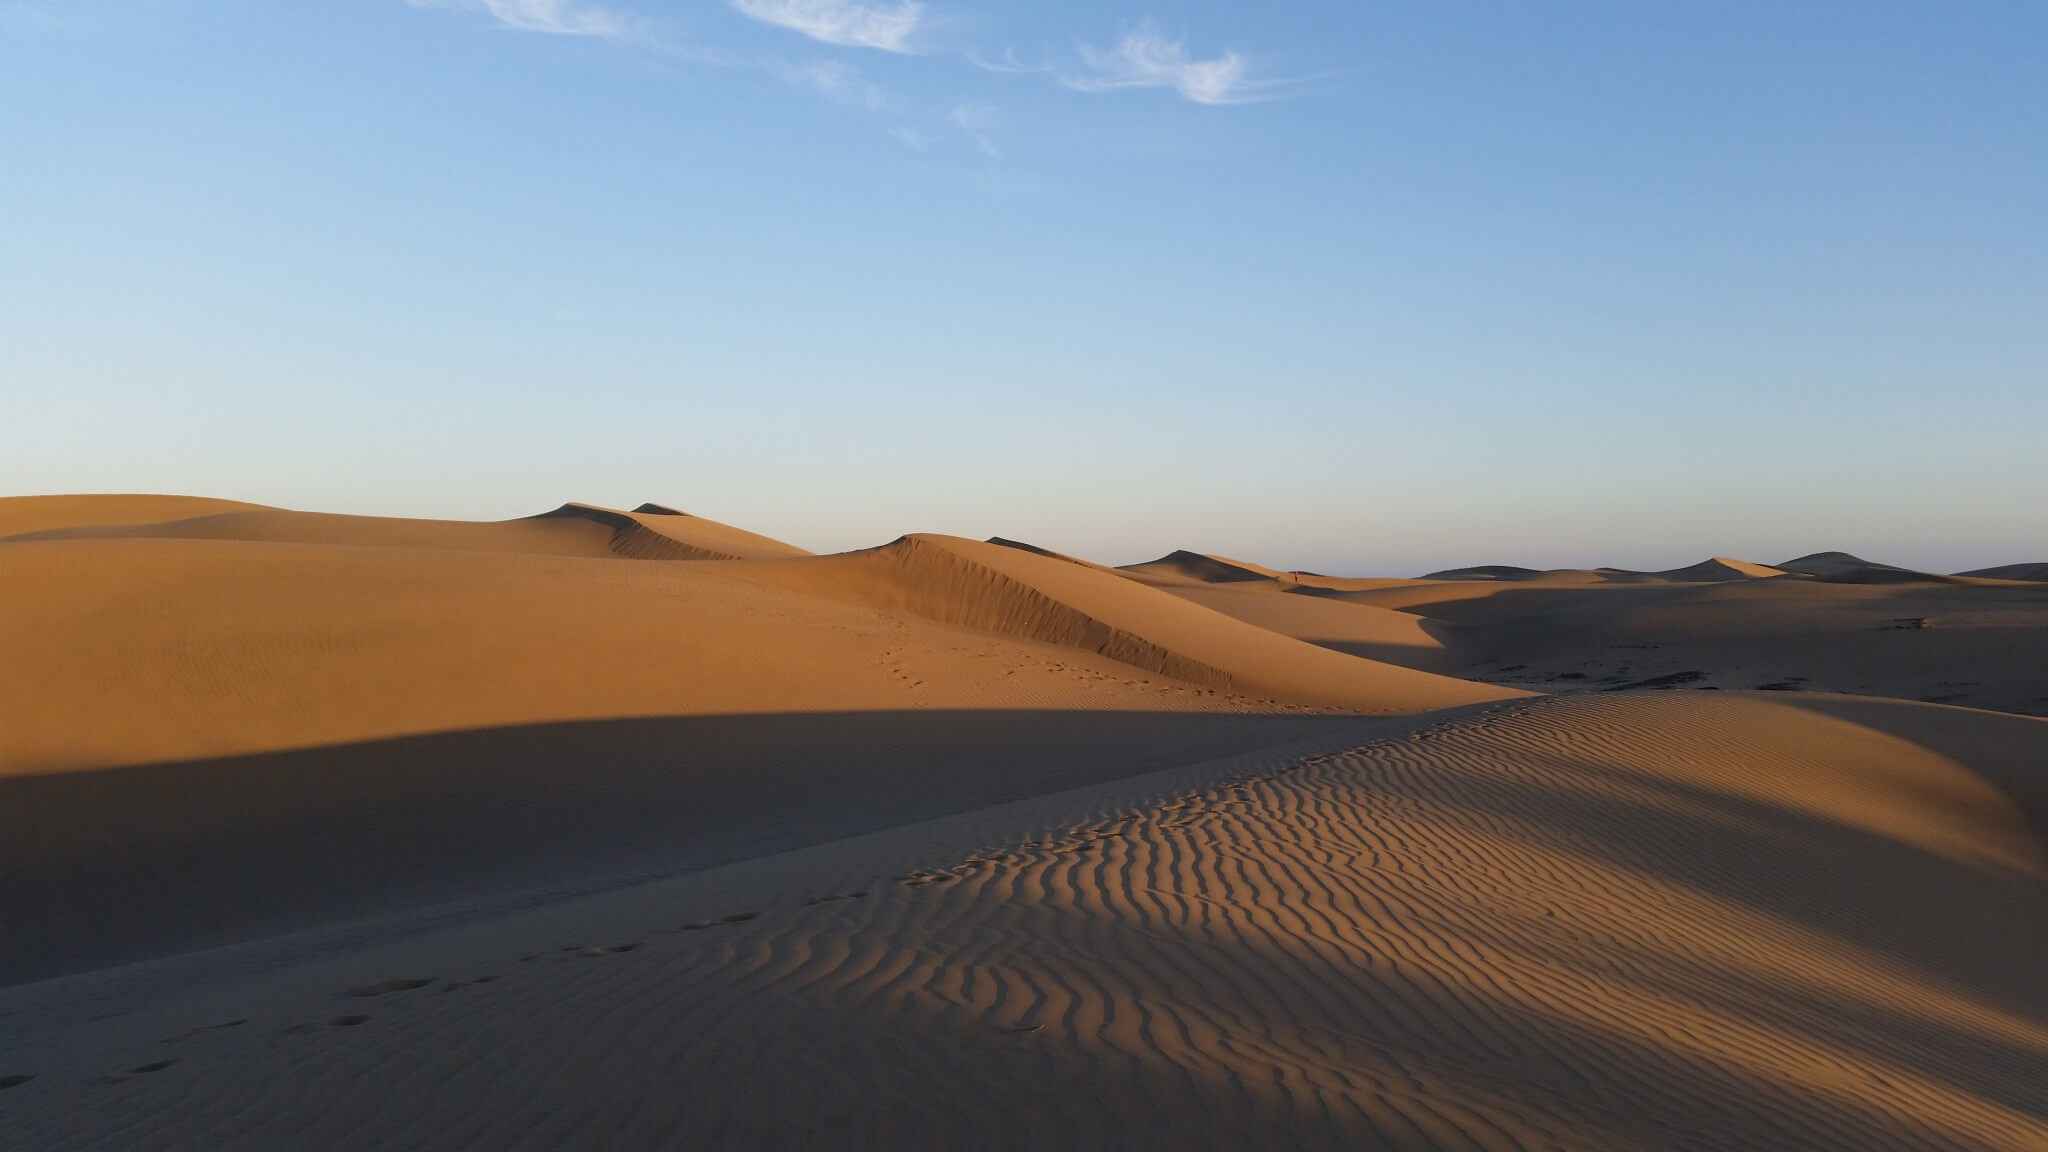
xmin=1118 ymin=549 xmax=1285 ymax=584
xmin=537 ymin=502 xmax=810 ymax=561
xmin=1656 ymin=555 xmax=1786 ymax=581
xmin=1959 ymin=562 xmax=2048 ymax=582
xmin=1128 ymin=580 xmax=1456 ymax=673
xmin=738 ymin=534 xmax=1518 ymax=713
xmin=1774 ymin=551 xmax=1987 ymax=585
xmin=0 ymin=709 xmax=1369 ymax=983
xmin=1425 ymin=557 xmax=1785 ymax=583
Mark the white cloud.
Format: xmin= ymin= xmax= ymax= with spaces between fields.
xmin=730 ymin=0 xmax=922 ymax=53
xmin=406 ymin=0 xmax=626 ymax=39
xmin=1063 ymin=20 xmax=1268 ymax=105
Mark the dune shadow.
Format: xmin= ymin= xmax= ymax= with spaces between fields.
xmin=0 ymin=709 xmax=1365 ymax=985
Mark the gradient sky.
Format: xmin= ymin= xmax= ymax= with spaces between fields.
xmin=4 ymin=1 xmax=2043 ymax=574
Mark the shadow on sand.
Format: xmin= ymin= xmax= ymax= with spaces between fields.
xmin=1 ymin=709 xmax=1367 ymax=984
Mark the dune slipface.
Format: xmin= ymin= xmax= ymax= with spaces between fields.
xmin=1 ymin=495 xmax=2043 ymax=1151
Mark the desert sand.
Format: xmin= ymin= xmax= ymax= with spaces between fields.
xmin=2 ymin=495 xmax=2043 ymax=1149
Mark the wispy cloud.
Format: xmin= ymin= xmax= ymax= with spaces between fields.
xmin=950 ymin=104 xmax=1000 ymax=157
xmin=406 ymin=0 xmax=628 ymax=39
xmin=1063 ymin=20 xmax=1272 ymax=106
xmin=730 ymin=0 xmax=922 ymax=53
xmin=966 ymin=46 xmax=1047 ymax=76
xmin=775 ymin=58 xmax=895 ymax=113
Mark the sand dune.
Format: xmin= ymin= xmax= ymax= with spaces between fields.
xmin=1772 ymin=550 xmax=1980 ymax=585
xmin=1654 ymin=555 xmax=1786 ymax=581
xmin=734 ymin=534 xmax=1512 ymax=712
xmin=5 ymin=693 xmax=2040 ymax=1149
xmin=1322 ymin=570 xmax=2048 ymax=714
xmin=1961 ymin=562 xmax=2048 ymax=582
xmin=3 ymin=494 xmax=2043 ymax=1149
xmin=1425 ymin=557 xmax=1786 ymax=584
xmin=0 ymin=505 xmax=1507 ymax=981
xmin=1118 ymin=548 xmax=1290 ymax=584
xmin=1121 ymin=577 xmax=1456 ymax=672
xmin=1778 ymin=550 xmax=1899 ymax=577
xmin=985 ymin=535 xmax=1115 ymax=570
xmin=0 ymin=493 xmax=271 ymax=537
xmin=0 ymin=500 xmax=807 ymax=562
xmin=1424 ymin=563 xmax=1561 ymax=581
xmin=539 ymin=502 xmax=811 ymax=560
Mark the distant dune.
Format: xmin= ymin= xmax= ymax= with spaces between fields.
xmin=1772 ymin=550 xmax=1977 ymax=584
xmin=538 ymin=501 xmax=811 ymax=561
xmin=736 ymin=534 xmax=1508 ymax=713
xmin=1425 ymin=556 xmax=1787 ymax=583
xmin=1118 ymin=548 xmax=1286 ymax=584
xmin=1422 ymin=562 xmax=1549 ymax=581
xmin=1959 ymin=561 xmax=2048 ymax=582
xmin=0 ymin=493 xmax=272 ymax=536
xmin=1653 ymin=555 xmax=1786 ymax=581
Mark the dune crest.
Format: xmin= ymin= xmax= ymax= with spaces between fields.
xmin=740 ymin=534 xmax=1516 ymax=712
xmin=1960 ymin=561 xmax=2048 ymax=582
xmin=1423 ymin=557 xmax=1785 ymax=583
xmin=1655 ymin=555 xmax=1786 ymax=581
xmin=535 ymin=502 xmax=809 ymax=561
xmin=0 ymin=493 xmax=272 ymax=538
xmin=1119 ymin=549 xmax=1285 ymax=585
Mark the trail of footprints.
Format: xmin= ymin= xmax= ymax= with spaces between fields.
xmin=9 ymin=703 xmax=1547 ymax=1095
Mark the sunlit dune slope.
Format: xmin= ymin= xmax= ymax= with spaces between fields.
xmin=0 ymin=500 xmax=809 ymax=561
xmin=0 ymin=493 xmax=272 ymax=536
xmin=0 ymin=536 xmax=1233 ymax=777
xmin=1 ymin=510 xmax=1518 ymax=778
xmin=732 ymin=534 xmax=1518 ymax=713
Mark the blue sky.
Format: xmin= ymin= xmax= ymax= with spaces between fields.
xmin=3 ymin=1 xmax=2043 ymax=573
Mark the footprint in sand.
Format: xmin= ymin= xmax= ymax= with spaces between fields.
xmin=347 ymin=978 xmax=435 ymax=998
xmin=680 ymin=910 xmax=762 ymax=928
xmin=290 ymin=1015 xmax=371 ymax=1032
xmin=158 ymin=1019 xmax=246 ymax=1044
xmin=98 ymin=1059 xmax=177 ymax=1085
xmin=442 ymin=975 xmax=501 ymax=991
xmin=578 ymin=943 xmax=640 ymax=957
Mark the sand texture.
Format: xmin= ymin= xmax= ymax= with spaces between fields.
xmin=2 ymin=496 xmax=2043 ymax=1149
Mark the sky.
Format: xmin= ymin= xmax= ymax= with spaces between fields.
xmin=3 ymin=0 xmax=2043 ymax=574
